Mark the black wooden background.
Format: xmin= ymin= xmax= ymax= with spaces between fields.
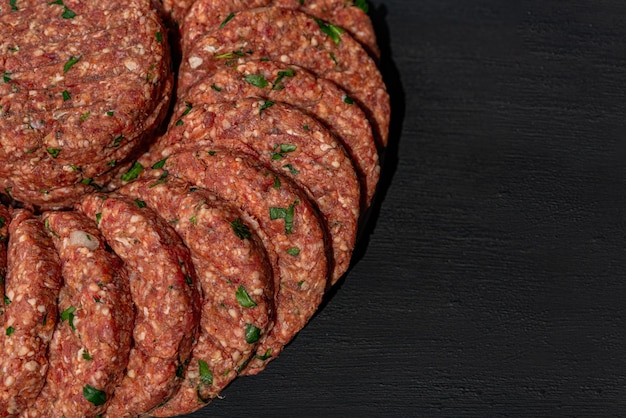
xmin=187 ymin=1 xmax=626 ymax=416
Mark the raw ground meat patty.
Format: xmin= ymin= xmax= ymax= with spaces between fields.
xmin=77 ymin=193 xmax=201 ymax=417
xmin=0 ymin=209 xmax=63 ymax=416
xmin=162 ymin=149 xmax=329 ymax=374
xmin=181 ymin=0 xmax=379 ymax=58
xmin=0 ymin=0 xmax=172 ymax=209
xmin=23 ymin=211 xmax=134 ymax=418
xmin=179 ymin=58 xmax=379 ymax=207
xmin=118 ymin=177 xmax=274 ymax=416
xmin=0 ymin=205 xmax=10 ymax=325
xmin=178 ymin=7 xmax=389 ymax=146
xmin=151 ymin=98 xmax=359 ymax=284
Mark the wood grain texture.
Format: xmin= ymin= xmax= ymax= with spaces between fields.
xmin=185 ymin=1 xmax=626 ymax=416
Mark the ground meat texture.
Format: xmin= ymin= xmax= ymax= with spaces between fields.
xmin=0 ymin=73 xmax=173 ymax=210
xmin=22 ymin=211 xmax=134 ymax=418
xmin=178 ymin=7 xmax=389 ymax=146
xmin=77 ymin=193 xmax=201 ymax=417
xmin=0 ymin=209 xmax=63 ymax=416
xmin=155 ymin=99 xmax=358 ymax=284
xmin=182 ymin=0 xmax=379 ymax=58
xmin=0 ymin=0 xmax=149 ymax=49
xmin=0 ymin=205 xmax=10 ymax=330
xmin=0 ymin=0 xmax=172 ymax=209
xmin=118 ymin=177 xmax=275 ymax=416
xmin=163 ymin=149 xmax=329 ymax=375
xmin=182 ymin=58 xmax=379 ymax=207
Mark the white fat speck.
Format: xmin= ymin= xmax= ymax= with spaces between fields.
xmin=203 ymin=45 xmax=217 ymax=53
xmin=320 ymin=143 xmax=332 ymax=152
xmin=124 ymin=60 xmax=139 ymax=72
xmin=37 ymin=305 xmax=46 ymax=313
xmin=24 ymin=361 xmax=39 ymax=372
xmin=280 ymin=55 xmax=289 ymax=63
xmin=188 ymin=56 xmax=204 ymax=69
xmin=4 ymin=375 xmax=15 ymax=387
xmin=331 ymin=161 xmax=340 ymax=168
xmin=69 ymin=230 xmax=99 ymax=250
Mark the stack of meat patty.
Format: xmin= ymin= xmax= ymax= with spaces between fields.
xmin=0 ymin=0 xmax=389 ymax=416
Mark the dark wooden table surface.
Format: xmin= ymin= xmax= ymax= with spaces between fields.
xmin=188 ymin=1 xmax=626 ymax=416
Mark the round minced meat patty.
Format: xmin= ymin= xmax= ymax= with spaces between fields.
xmin=178 ymin=7 xmax=389 ymax=146
xmin=0 ymin=0 xmax=172 ymax=209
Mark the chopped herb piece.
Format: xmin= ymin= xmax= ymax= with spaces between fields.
xmin=176 ymin=364 xmax=185 ymax=378
xmin=219 ymin=12 xmax=235 ymax=28
xmin=4 ymin=187 xmax=12 ymax=199
xmin=149 ymin=170 xmax=168 ymax=188
xmin=49 ymin=0 xmax=63 ymax=5
xmin=279 ymin=143 xmax=297 ymax=153
xmin=245 ymin=323 xmax=261 ymax=344
xmin=152 ymin=158 xmax=167 ymax=169
xmin=82 ymin=350 xmax=93 ymax=360
xmin=245 ymin=74 xmax=269 ymax=88
xmin=303 ymin=125 xmax=310 ymax=131
xmin=3 ymin=71 xmax=11 ymax=83
xmin=79 ymin=111 xmax=91 ymax=121
xmin=283 ymin=164 xmax=300 ymax=175
xmin=287 ymin=247 xmax=301 ymax=256
xmin=155 ymin=31 xmax=162 ymax=43
xmin=184 ymin=275 xmax=193 ymax=285
xmin=134 ymin=199 xmax=146 ymax=208
xmin=255 ymin=348 xmax=272 ymax=361
xmin=111 ymin=135 xmax=124 ymax=147
xmin=273 ymin=175 xmax=281 ymax=189
xmin=93 ymin=296 xmax=102 ymax=303
xmin=269 ymin=207 xmax=287 ymax=220
xmin=270 ymin=143 xmax=297 ymax=160
xmin=175 ymin=119 xmax=184 ymax=126
xmin=215 ymin=52 xmax=234 ymax=59
xmin=181 ymin=102 xmax=193 ymax=116
xmin=299 ymin=0 xmax=304 ymax=4
xmin=236 ymin=285 xmax=257 ymax=308
xmin=107 ymin=160 xmax=117 ymax=167
xmin=233 ymin=48 xmax=245 ymax=57
xmin=61 ymin=6 xmax=75 ymax=18
xmin=330 ymin=51 xmax=339 ymax=66
xmin=0 ymin=217 xmax=4 ymax=228
xmin=63 ymin=55 xmax=81 ymax=73
xmin=230 ymin=218 xmax=251 ymax=240
xmin=9 ymin=0 xmax=17 ymax=10
xmin=62 ymin=90 xmax=71 ymax=101
xmin=272 ymin=68 xmax=295 ymax=90
xmin=42 ymin=313 xmax=47 ymax=325
xmin=189 ymin=187 xmax=198 ymax=192
xmin=95 ymin=213 xmax=102 ymax=225
xmin=121 ymin=161 xmax=143 ymax=182
xmin=4 ymin=294 xmax=10 ymax=305
xmin=343 ymin=95 xmax=354 ymax=105
xmin=354 ymin=0 xmax=369 ymax=12
xmin=83 ymin=385 xmax=106 ymax=406
xmin=208 ymin=151 xmax=216 ymax=156
xmin=6 ymin=326 xmax=14 ymax=336
xmin=198 ymin=359 xmax=213 ymax=385
xmin=69 ymin=165 xmax=81 ymax=171
xmin=60 ymin=306 xmax=77 ymax=330
xmin=210 ymin=84 xmax=222 ymax=92
xmin=46 ymin=148 xmax=62 ymax=158
xmin=298 ymin=280 xmax=305 ymax=287
xmin=260 ymin=100 xmax=274 ymax=112
xmin=106 ymin=111 xmax=114 ymax=116
xmin=259 ymin=57 xmax=270 ymax=62
xmin=314 ymin=18 xmax=345 ymax=44
xmin=189 ymin=215 xmax=197 ymax=225
xmin=81 ymin=178 xmax=92 ymax=186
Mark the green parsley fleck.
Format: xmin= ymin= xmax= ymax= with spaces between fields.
xmin=111 ymin=135 xmax=124 ymax=147
xmin=95 ymin=213 xmax=102 ymax=225
xmin=314 ymin=18 xmax=345 ymax=44
xmin=62 ymin=90 xmax=71 ymax=101
xmin=354 ymin=0 xmax=369 ymax=13
xmin=155 ymin=31 xmax=163 ymax=43
xmin=121 ymin=161 xmax=143 ymax=182
xmin=330 ymin=51 xmax=339 ymax=66
xmin=152 ymin=158 xmax=167 ymax=169
xmin=230 ymin=218 xmax=251 ymax=240
xmin=0 ymin=217 xmax=4 ymax=228
xmin=83 ymin=385 xmax=106 ymax=406
xmin=4 ymin=294 xmax=10 ymax=305
xmin=46 ymin=148 xmax=62 ymax=158
xmin=63 ymin=55 xmax=81 ymax=73
xmin=259 ymin=57 xmax=270 ymax=62
xmin=343 ymin=95 xmax=354 ymax=105
xmin=245 ymin=74 xmax=269 ymax=88
xmin=61 ymin=6 xmax=75 ymax=18
xmin=3 ymin=71 xmax=11 ymax=83
xmin=134 ymin=199 xmax=147 ymax=208
xmin=107 ymin=160 xmax=117 ymax=167
xmin=210 ymin=84 xmax=222 ymax=92
xmin=82 ymin=350 xmax=93 ymax=360
xmin=283 ymin=164 xmax=300 ymax=175
xmin=60 ymin=306 xmax=77 ymax=330
xmin=6 ymin=326 xmax=14 ymax=336
xmin=245 ymin=323 xmax=261 ymax=344
xmin=175 ymin=119 xmax=184 ymax=126
xmin=208 ymin=151 xmax=216 ymax=156
xmin=286 ymin=247 xmax=301 ymax=256
xmin=198 ymin=359 xmax=213 ymax=385
xmin=236 ymin=285 xmax=257 ymax=308
xmin=9 ymin=0 xmax=17 ymax=11
xmin=219 ymin=12 xmax=235 ymax=28
xmin=272 ymin=68 xmax=295 ymax=90
xmin=255 ymin=348 xmax=272 ymax=361
xmin=81 ymin=178 xmax=93 ymax=186
xmin=106 ymin=111 xmax=114 ymax=116
xmin=259 ymin=100 xmax=274 ymax=113
xmin=80 ymin=111 xmax=91 ymax=121
xmin=149 ymin=170 xmax=169 ymax=188
xmin=270 ymin=143 xmax=297 ymax=160
xmin=273 ymin=174 xmax=281 ymax=189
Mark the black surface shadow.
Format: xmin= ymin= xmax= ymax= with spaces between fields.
xmin=321 ymin=2 xmax=406 ymax=304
